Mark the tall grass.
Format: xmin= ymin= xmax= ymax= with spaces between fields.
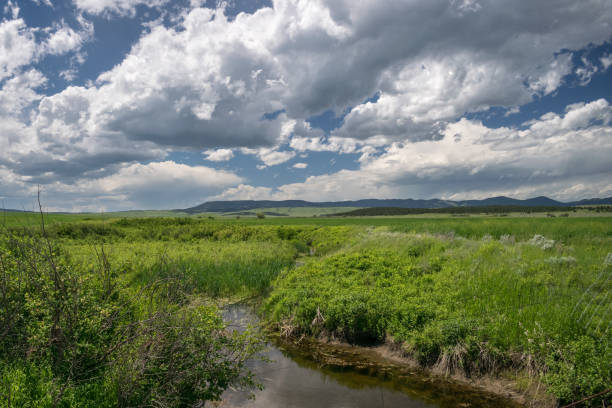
xmin=55 ymin=221 xmax=357 ymax=297
xmin=264 ymin=227 xmax=612 ymax=405
xmin=69 ymin=241 xmax=297 ymax=297
xmin=4 ymin=215 xmax=610 ymax=405
xmin=0 ymin=221 xmax=263 ymax=407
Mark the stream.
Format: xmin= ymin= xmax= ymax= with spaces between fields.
xmin=218 ymin=303 xmax=521 ymax=408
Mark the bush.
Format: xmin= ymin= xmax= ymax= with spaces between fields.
xmin=264 ymin=229 xmax=612 ymax=404
xmin=0 ymin=225 xmax=262 ymax=407
xmin=542 ymin=336 xmax=611 ymax=406
xmin=111 ymin=303 xmax=262 ymax=406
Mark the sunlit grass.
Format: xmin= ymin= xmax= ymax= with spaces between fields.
xmin=69 ymin=241 xmax=297 ymax=298
xmin=264 ymin=223 xmax=612 ymax=405
xmin=4 ymin=215 xmax=610 ymax=405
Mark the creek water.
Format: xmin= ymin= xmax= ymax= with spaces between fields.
xmin=219 ymin=303 xmax=520 ymax=408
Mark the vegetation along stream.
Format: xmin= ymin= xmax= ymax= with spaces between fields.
xmin=219 ymin=303 xmax=521 ymax=408
xmin=1 ymin=213 xmax=610 ymax=407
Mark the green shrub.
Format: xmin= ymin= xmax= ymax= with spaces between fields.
xmin=542 ymin=336 xmax=611 ymax=406
xmin=264 ymin=229 xmax=612 ymax=404
xmin=0 ymin=227 xmax=262 ymax=407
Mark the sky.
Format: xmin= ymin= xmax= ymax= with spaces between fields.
xmin=1 ymin=0 xmax=612 ymax=211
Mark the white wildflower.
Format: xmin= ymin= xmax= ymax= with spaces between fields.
xmin=528 ymin=234 xmax=555 ymax=250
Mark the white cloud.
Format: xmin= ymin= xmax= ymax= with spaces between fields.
xmin=1 ymin=161 xmax=243 ymax=212
xmin=575 ymin=56 xmax=599 ymax=86
xmin=73 ymin=0 xmax=169 ymax=17
xmin=213 ymin=100 xmax=612 ymax=202
xmin=528 ymin=53 xmax=574 ymax=95
xmin=333 ymin=52 xmax=573 ymax=141
xmin=255 ymin=149 xmax=296 ymax=166
xmin=292 ymin=162 xmax=307 ymax=169
xmin=204 ymin=148 xmax=234 ymax=162
xmin=209 ymin=184 xmax=274 ymax=201
xmin=3 ymin=1 xmax=19 ymax=19
xmin=601 ymin=54 xmax=612 ymax=70
xmin=0 ymin=9 xmax=92 ymax=148
xmin=0 ymin=18 xmax=38 ymax=82
xmin=59 ymin=68 xmax=78 ymax=82
xmin=0 ymin=165 xmax=35 ymax=210
xmin=0 ymin=10 xmax=91 ymax=83
xmin=2 ymin=0 xmax=612 ymax=210
xmin=17 ymin=0 xmax=612 ymax=172
xmin=45 ymin=23 xmax=88 ymax=55
xmin=83 ymin=161 xmax=242 ymax=209
xmin=0 ymin=69 xmax=46 ymax=115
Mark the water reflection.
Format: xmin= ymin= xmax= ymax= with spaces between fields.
xmin=219 ymin=304 xmax=519 ymax=408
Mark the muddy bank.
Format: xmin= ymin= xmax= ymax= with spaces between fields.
xmin=271 ymin=333 xmax=554 ymax=408
xmin=220 ymin=303 xmax=532 ymax=408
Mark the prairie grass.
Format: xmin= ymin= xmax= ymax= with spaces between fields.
xmin=264 ymin=223 xmax=612 ymax=405
xmin=2 ymin=215 xmax=610 ymax=406
xmin=40 ymin=220 xmax=357 ymax=299
xmin=0 ymin=221 xmax=264 ymax=407
xmin=68 ymin=241 xmax=297 ymax=298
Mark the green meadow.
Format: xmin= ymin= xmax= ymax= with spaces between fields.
xmin=217 ymin=206 xmax=364 ymax=217
xmin=1 ymin=213 xmax=610 ymax=406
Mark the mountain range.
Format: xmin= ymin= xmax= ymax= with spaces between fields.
xmin=180 ymin=196 xmax=612 ymax=213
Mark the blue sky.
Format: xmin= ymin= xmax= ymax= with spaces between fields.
xmin=1 ymin=0 xmax=611 ymax=211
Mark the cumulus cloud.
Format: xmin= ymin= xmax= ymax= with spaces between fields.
xmin=0 ymin=10 xmax=100 ymax=187
xmin=289 ymin=135 xmax=362 ymax=154
xmin=1 ymin=8 xmax=91 ymax=83
xmin=0 ymin=17 xmax=38 ymax=81
xmin=43 ymin=7 xmax=289 ymax=158
xmin=210 ymin=184 xmax=274 ymax=201
xmin=332 ymin=52 xmax=574 ymax=141
xmin=246 ymin=148 xmax=296 ymax=166
xmin=44 ymin=22 xmax=91 ymax=55
xmin=17 ymin=0 xmax=612 ymax=174
xmin=73 ymin=0 xmax=169 ymax=17
xmin=601 ymin=54 xmax=612 ymax=70
xmin=0 ymin=85 xmax=163 ymax=182
xmin=213 ymin=100 xmax=612 ymax=202
xmin=0 ymin=5 xmax=93 ymax=139
xmin=78 ymin=160 xmax=242 ymax=209
xmin=1 ymin=161 xmax=243 ymax=212
xmin=204 ymin=148 xmax=234 ymax=162
xmin=283 ymin=0 xmax=610 ymax=141
xmin=2 ymin=0 xmax=612 ymax=210
xmin=292 ymin=162 xmax=307 ymax=169
xmin=575 ymin=56 xmax=599 ymax=86
xmin=0 ymin=69 xmax=46 ymax=115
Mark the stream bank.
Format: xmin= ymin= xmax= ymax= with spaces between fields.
xmin=218 ymin=303 xmax=529 ymax=408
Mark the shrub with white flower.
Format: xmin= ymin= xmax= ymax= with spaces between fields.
xmin=528 ymin=234 xmax=555 ymax=250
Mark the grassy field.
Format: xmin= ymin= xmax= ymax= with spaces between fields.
xmin=0 ymin=210 xmax=191 ymax=227
xmin=264 ymin=224 xmax=611 ymax=404
xmin=0 ymin=214 xmax=610 ymax=406
xmin=2 ymin=206 xmax=606 ymax=227
xmin=187 ymin=206 xmax=364 ymax=217
xmin=231 ymin=206 xmax=363 ymax=217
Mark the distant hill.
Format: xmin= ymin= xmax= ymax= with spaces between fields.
xmin=460 ymin=195 xmax=563 ymax=207
xmin=331 ymin=205 xmax=610 ymax=217
xmin=180 ymin=196 xmax=612 ymax=213
xmin=567 ymin=197 xmax=612 ymax=206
